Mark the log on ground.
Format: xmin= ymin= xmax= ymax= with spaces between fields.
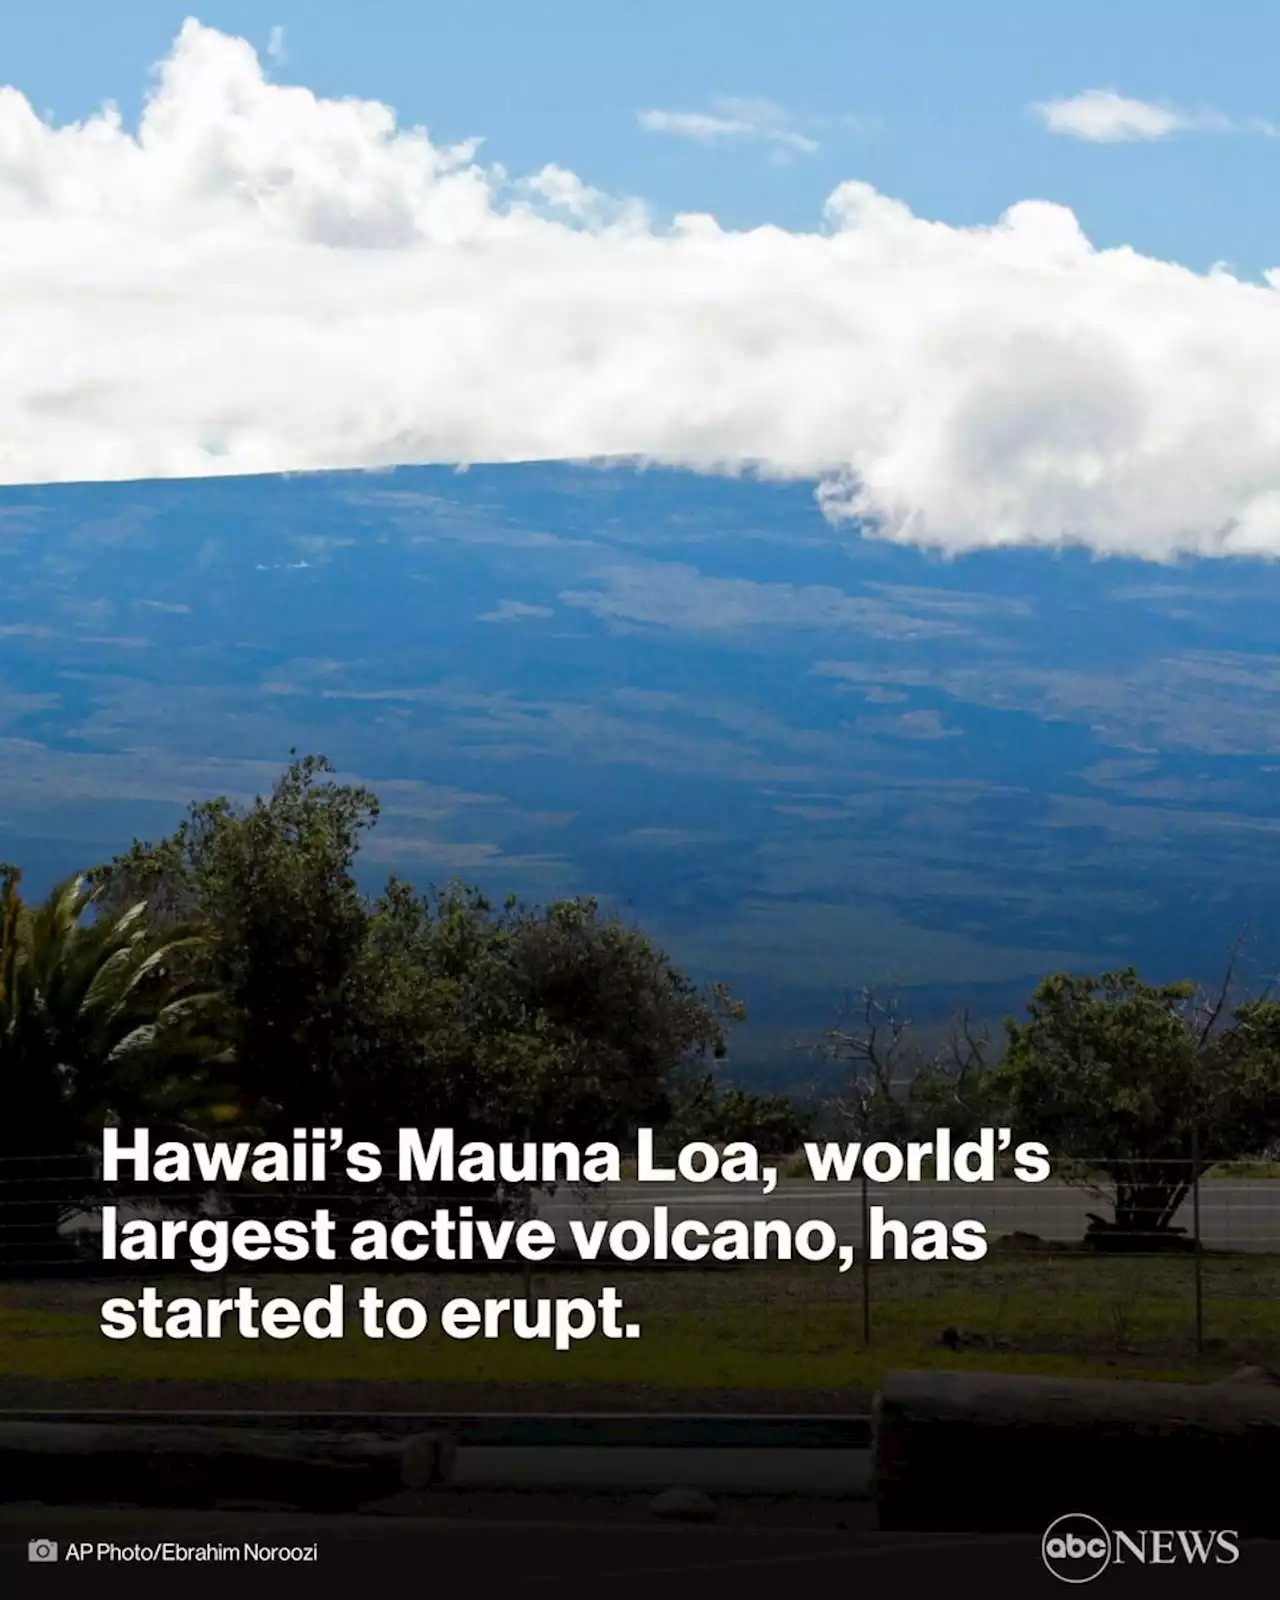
xmin=0 ymin=1422 xmax=456 ymax=1511
xmin=874 ymin=1370 xmax=1280 ymax=1535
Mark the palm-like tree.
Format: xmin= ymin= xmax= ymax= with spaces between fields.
xmin=0 ymin=867 xmax=236 ymax=1269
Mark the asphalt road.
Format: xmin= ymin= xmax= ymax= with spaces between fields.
xmin=538 ymin=1179 xmax=1280 ymax=1252
xmin=453 ymin=1444 xmax=870 ymax=1494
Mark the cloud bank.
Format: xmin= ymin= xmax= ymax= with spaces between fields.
xmin=3 ymin=20 xmax=1280 ymax=560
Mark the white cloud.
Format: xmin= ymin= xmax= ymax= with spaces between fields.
xmin=477 ymin=599 xmax=554 ymax=623
xmin=266 ymin=25 xmax=286 ymax=62
xmin=4 ymin=21 xmax=1280 ymax=561
xmin=1031 ymin=88 xmax=1233 ymax=143
xmin=638 ymin=109 xmax=751 ymax=141
xmin=638 ymin=96 xmax=818 ymax=154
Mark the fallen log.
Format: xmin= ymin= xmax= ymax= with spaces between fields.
xmin=0 ymin=1422 xmax=456 ymax=1511
xmin=874 ymin=1370 xmax=1280 ymax=1535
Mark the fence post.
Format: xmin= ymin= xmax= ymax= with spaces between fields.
xmin=1191 ymin=1129 xmax=1204 ymax=1357
xmin=861 ymin=1169 xmax=871 ymax=1347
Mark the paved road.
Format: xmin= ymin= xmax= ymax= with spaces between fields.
xmin=454 ymin=1444 xmax=869 ymax=1494
xmin=537 ymin=1179 xmax=1280 ymax=1252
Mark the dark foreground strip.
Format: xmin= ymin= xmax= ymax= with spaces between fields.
xmin=0 ymin=1420 xmax=454 ymax=1512
xmin=0 ymin=1410 xmax=870 ymax=1448
xmin=875 ymin=1370 xmax=1280 ymax=1535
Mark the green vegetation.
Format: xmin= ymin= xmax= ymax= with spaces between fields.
xmin=0 ymin=867 xmax=236 ymax=1268
xmin=1 ymin=1256 xmax=1274 ymax=1396
xmin=812 ymin=974 xmax=1280 ymax=1237
xmin=3 ymin=751 xmax=1280 ymax=1298
xmin=89 ymin=753 xmax=759 ymax=1151
xmin=1 ymin=755 xmax=802 ymax=1266
xmin=997 ymin=969 xmax=1280 ymax=1238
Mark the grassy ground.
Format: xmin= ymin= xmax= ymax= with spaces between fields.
xmin=0 ymin=1252 xmax=1274 ymax=1404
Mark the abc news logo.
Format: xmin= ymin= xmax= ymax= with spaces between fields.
xmin=1042 ymin=1514 xmax=1240 ymax=1583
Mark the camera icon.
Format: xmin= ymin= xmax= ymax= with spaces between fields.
xmin=28 ymin=1539 xmax=59 ymax=1563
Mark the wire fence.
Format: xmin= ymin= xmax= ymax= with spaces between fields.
xmin=0 ymin=1152 xmax=1276 ymax=1367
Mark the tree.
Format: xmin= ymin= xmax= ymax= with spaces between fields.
xmin=813 ymin=987 xmax=998 ymax=1145
xmin=93 ymin=754 xmax=378 ymax=1132
xmin=499 ymin=894 xmax=743 ymax=1146
xmin=0 ymin=868 xmax=232 ymax=1269
xmin=996 ymin=966 xmax=1280 ymax=1241
xmin=90 ymin=754 xmax=755 ymax=1219
xmin=358 ymin=879 xmax=745 ymax=1151
xmin=663 ymin=1076 xmax=810 ymax=1155
xmin=353 ymin=878 xmax=567 ymax=1155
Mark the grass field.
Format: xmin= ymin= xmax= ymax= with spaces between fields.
xmin=0 ymin=1251 xmax=1275 ymax=1400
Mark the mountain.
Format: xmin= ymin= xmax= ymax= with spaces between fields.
xmin=2 ymin=461 xmax=1279 ymax=1084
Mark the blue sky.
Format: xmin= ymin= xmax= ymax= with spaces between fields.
xmin=5 ymin=0 xmax=1278 ymax=274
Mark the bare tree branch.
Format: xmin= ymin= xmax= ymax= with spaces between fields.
xmin=1194 ymin=930 xmax=1246 ymax=1047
